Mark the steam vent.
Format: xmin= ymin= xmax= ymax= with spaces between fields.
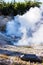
xmin=0 ymin=1 xmax=43 ymax=65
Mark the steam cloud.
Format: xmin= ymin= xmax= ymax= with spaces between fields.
xmin=6 ymin=5 xmax=43 ymax=46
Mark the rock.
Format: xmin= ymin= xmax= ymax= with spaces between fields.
xmin=20 ymin=54 xmax=42 ymax=63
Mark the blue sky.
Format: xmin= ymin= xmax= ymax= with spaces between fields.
xmin=4 ymin=0 xmax=43 ymax=2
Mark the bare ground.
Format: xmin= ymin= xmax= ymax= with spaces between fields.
xmin=0 ymin=45 xmax=43 ymax=65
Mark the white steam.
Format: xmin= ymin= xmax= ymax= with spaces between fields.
xmin=6 ymin=5 xmax=43 ymax=46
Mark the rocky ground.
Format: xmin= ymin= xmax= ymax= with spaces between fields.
xmin=0 ymin=45 xmax=43 ymax=65
xmin=0 ymin=55 xmax=43 ymax=65
xmin=0 ymin=45 xmax=43 ymax=57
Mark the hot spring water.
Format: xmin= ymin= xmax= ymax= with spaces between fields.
xmin=6 ymin=4 xmax=43 ymax=46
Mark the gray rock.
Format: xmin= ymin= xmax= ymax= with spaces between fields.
xmin=20 ymin=54 xmax=42 ymax=63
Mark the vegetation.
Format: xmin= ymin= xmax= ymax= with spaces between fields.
xmin=0 ymin=54 xmax=43 ymax=65
xmin=0 ymin=1 xmax=42 ymax=16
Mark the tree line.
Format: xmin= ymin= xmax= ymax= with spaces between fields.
xmin=0 ymin=1 xmax=42 ymax=16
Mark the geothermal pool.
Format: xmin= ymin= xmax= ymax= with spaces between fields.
xmin=0 ymin=4 xmax=43 ymax=47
